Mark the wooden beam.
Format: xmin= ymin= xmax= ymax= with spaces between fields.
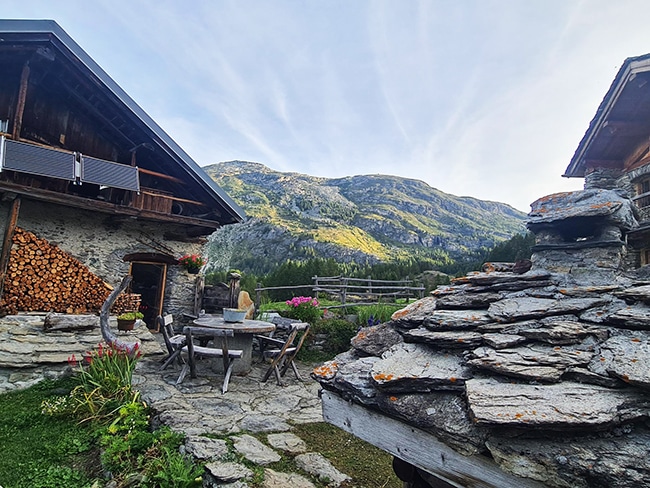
xmin=583 ymin=159 xmax=623 ymax=170
xmin=602 ymin=120 xmax=650 ymax=137
xmin=139 ymin=190 xmax=206 ymax=206
xmin=0 ymin=180 xmax=222 ymax=230
xmin=321 ymin=391 xmax=545 ymax=488
xmin=0 ymin=196 xmax=21 ymax=305
xmin=138 ymin=167 xmax=185 ymax=184
xmin=12 ymin=62 xmax=30 ymax=140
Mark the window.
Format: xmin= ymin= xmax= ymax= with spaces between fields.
xmin=640 ymin=178 xmax=650 ymax=195
xmin=635 ymin=177 xmax=650 ymax=208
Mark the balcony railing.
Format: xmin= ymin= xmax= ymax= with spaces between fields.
xmin=0 ymin=136 xmax=139 ymax=191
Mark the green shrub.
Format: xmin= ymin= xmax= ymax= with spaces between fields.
xmin=66 ymin=342 xmax=142 ymax=423
xmin=356 ymin=303 xmax=403 ymax=326
xmin=284 ymin=296 xmax=322 ymax=324
xmin=300 ymin=318 xmax=359 ymax=362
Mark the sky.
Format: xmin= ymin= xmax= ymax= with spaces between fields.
xmin=4 ymin=1 xmax=650 ymax=212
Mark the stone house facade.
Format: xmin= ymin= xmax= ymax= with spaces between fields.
xmin=0 ymin=20 xmax=244 ymax=327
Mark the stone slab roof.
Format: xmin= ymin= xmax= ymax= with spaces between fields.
xmin=313 ymin=265 xmax=650 ymax=487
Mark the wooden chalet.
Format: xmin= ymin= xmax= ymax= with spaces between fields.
xmin=0 ymin=19 xmax=244 ymax=326
xmin=564 ymin=53 xmax=650 ymax=267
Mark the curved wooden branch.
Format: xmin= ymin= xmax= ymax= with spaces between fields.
xmin=99 ymin=275 xmax=139 ymax=355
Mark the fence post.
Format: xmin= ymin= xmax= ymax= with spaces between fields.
xmin=341 ymin=277 xmax=348 ymax=305
xmin=313 ymin=275 xmax=319 ymax=299
xmin=256 ymin=283 xmax=262 ymax=310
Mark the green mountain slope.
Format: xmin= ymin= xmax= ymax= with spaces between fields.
xmin=204 ymin=161 xmax=527 ymax=274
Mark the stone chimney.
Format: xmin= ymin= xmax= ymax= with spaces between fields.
xmin=527 ymin=181 xmax=638 ymax=284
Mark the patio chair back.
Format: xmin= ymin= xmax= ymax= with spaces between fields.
xmin=158 ymin=314 xmax=186 ymax=370
xmin=259 ymin=322 xmax=310 ymax=386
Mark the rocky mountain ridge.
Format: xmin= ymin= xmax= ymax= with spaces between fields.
xmin=204 ymin=161 xmax=527 ymax=274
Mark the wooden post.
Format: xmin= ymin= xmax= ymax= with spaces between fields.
xmin=12 ymin=62 xmax=30 ymax=140
xmin=313 ymin=275 xmax=319 ymax=299
xmin=341 ymin=277 xmax=348 ymax=305
xmin=0 ymin=196 xmax=21 ymax=306
xmin=256 ymin=283 xmax=262 ymax=313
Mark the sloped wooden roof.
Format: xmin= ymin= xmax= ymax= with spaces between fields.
xmin=565 ymin=53 xmax=650 ymax=178
xmin=0 ymin=19 xmax=244 ymax=228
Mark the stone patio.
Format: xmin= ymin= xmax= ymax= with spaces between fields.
xmin=0 ymin=313 xmax=353 ymax=487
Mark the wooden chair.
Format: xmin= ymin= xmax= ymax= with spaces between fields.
xmin=158 ymin=314 xmax=186 ymax=371
xmin=256 ymin=322 xmax=310 ymax=386
xmin=254 ymin=316 xmax=299 ymax=357
xmin=177 ymin=326 xmax=243 ymax=394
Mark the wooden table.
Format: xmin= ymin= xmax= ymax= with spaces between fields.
xmin=192 ymin=316 xmax=275 ymax=373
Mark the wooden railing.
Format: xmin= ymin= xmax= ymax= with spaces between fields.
xmin=255 ymin=275 xmax=424 ymax=308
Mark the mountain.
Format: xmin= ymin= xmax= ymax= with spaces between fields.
xmin=203 ymin=161 xmax=527 ymax=274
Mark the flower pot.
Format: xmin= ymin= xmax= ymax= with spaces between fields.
xmin=117 ymin=319 xmax=136 ymax=331
xmin=186 ymin=267 xmax=199 ymax=274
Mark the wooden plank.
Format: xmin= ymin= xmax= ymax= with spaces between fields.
xmin=0 ymin=196 xmax=21 ymax=302
xmin=321 ymin=391 xmax=545 ymax=488
xmin=12 ymin=62 xmax=29 ymax=140
xmin=138 ymin=167 xmax=184 ymax=184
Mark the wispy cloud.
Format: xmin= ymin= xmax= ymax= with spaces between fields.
xmin=5 ymin=0 xmax=650 ymax=211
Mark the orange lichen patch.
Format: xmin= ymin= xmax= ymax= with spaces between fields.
xmin=600 ymin=357 xmax=606 ymax=362
xmin=559 ymin=289 xmax=568 ymax=295
xmin=449 ymin=377 xmax=457 ymax=383
xmin=515 ymin=413 xmax=524 ymax=419
xmin=391 ymin=308 xmax=411 ymax=320
xmin=355 ymin=330 xmax=367 ymax=340
xmin=312 ymin=362 xmax=338 ymax=377
xmin=631 ymin=338 xmax=641 ymax=343
xmin=483 ymin=263 xmax=496 ymax=273
xmin=622 ymin=375 xmax=630 ymax=383
xmin=389 ymin=396 xmax=398 ymax=402
xmin=373 ymin=373 xmax=395 ymax=381
xmin=554 ymin=347 xmax=561 ymax=351
xmin=589 ymin=202 xmax=614 ymax=209
xmin=457 ymin=338 xmax=465 ymax=343
xmin=631 ymin=359 xmax=638 ymax=363
xmin=575 ymin=351 xmax=581 ymax=355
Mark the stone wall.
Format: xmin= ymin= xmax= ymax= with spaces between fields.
xmin=0 ymin=313 xmax=163 ymax=394
xmin=1 ymin=199 xmax=206 ymax=323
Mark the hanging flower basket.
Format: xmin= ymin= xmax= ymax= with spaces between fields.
xmin=178 ymin=254 xmax=206 ymax=274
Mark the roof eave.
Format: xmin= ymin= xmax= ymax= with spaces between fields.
xmin=564 ymin=53 xmax=650 ymax=179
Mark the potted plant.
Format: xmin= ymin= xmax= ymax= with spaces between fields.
xmin=117 ymin=311 xmax=144 ymax=331
xmin=178 ymin=254 xmax=206 ymax=274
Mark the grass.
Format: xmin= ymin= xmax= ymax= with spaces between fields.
xmin=0 ymin=377 xmax=102 ymax=488
xmin=292 ymin=423 xmax=401 ymax=488
xmin=0 ymin=379 xmax=402 ymax=488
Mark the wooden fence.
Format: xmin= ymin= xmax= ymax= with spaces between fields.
xmin=255 ymin=275 xmax=425 ymax=308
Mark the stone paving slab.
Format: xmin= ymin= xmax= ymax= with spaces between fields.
xmin=133 ymin=348 xmax=355 ymax=486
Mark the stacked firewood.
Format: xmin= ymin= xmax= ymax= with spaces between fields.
xmin=0 ymin=227 xmax=137 ymax=315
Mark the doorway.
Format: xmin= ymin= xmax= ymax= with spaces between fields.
xmin=129 ymin=261 xmax=167 ymax=329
